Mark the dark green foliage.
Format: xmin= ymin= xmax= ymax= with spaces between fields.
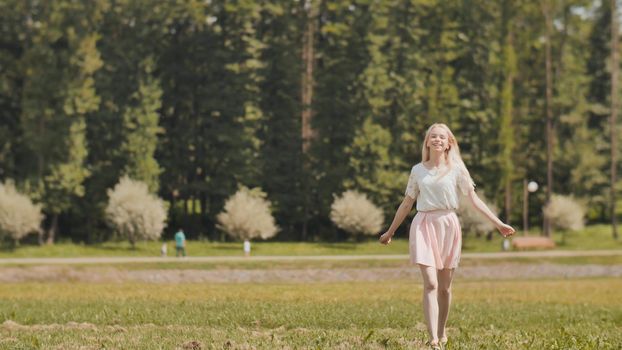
xmin=0 ymin=0 xmax=617 ymax=242
xmin=255 ymin=1 xmax=305 ymax=240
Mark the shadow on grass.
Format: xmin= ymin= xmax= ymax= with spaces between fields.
xmin=0 ymin=234 xmax=42 ymax=252
xmin=318 ymin=242 xmax=357 ymax=250
xmin=0 ymin=245 xmax=17 ymax=253
xmin=98 ymin=246 xmax=137 ymax=251
xmin=91 ymin=245 xmax=147 ymax=252
xmin=210 ymin=245 xmax=242 ymax=251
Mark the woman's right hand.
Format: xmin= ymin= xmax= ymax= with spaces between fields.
xmin=379 ymin=232 xmax=393 ymax=245
xmin=497 ymin=223 xmax=516 ymax=237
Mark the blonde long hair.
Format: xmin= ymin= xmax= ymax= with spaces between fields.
xmin=421 ymin=123 xmax=475 ymax=187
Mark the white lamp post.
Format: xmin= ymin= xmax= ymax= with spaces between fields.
xmin=523 ymin=180 xmax=539 ymax=235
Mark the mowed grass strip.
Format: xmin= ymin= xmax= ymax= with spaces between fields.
xmin=0 ymin=278 xmax=620 ymax=349
xmin=0 ymin=240 xmax=412 ymax=258
xmin=0 ymin=224 xmax=621 ymax=259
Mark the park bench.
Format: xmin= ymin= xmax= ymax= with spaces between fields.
xmin=511 ymin=236 xmax=556 ymax=250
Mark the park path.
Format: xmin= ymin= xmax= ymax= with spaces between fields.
xmin=0 ymin=250 xmax=620 ymax=283
xmin=0 ymin=249 xmax=620 ymax=265
xmin=0 ymin=262 xmax=620 ymax=283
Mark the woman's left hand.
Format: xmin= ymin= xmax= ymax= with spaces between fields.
xmin=497 ymin=223 xmax=515 ymax=237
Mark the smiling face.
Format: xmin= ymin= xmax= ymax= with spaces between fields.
xmin=421 ymin=123 xmax=460 ymax=163
xmin=426 ymin=126 xmax=450 ymax=153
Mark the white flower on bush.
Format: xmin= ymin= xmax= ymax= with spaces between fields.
xmin=217 ymin=186 xmax=278 ymax=255
xmin=330 ymin=190 xmax=384 ymax=236
xmin=105 ymin=176 xmax=167 ymax=246
xmin=543 ymin=194 xmax=585 ymax=231
xmin=0 ymin=181 xmax=43 ymax=244
xmin=457 ymin=193 xmax=499 ymax=236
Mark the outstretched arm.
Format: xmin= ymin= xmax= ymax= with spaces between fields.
xmin=467 ymin=190 xmax=515 ymax=237
xmin=379 ymin=195 xmax=416 ymax=244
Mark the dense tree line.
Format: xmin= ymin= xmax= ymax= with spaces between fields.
xmin=0 ymin=0 xmax=619 ymax=243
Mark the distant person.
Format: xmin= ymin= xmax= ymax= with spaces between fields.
xmin=160 ymin=242 xmax=168 ymax=257
xmin=243 ymin=240 xmax=251 ymax=257
xmin=379 ymin=123 xmax=515 ymax=349
xmin=175 ymin=229 xmax=186 ymax=258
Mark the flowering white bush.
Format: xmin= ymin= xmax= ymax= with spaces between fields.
xmin=0 ymin=181 xmax=43 ymax=243
xmin=330 ymin=190 xmax=384 ymax=236
xmin=217 ymin=187 xmax=278 ymax=242
xmin=105 ymin=176 xmax=167 ymax=246
xmin=457 ymin=193 xmax=499 ymax=236
xmin=543 ymin=194 xmax=585 ymax=231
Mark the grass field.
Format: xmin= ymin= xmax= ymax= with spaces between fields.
xmin=1 ymin=226 xmax=620 ymax=348
xmin=462 ymin=224 xmax=622 ymax=252
xmin=1 ymin=224 xmax=621 ymax=259
xmin=0 ymin=278 xmax=620 ymax=349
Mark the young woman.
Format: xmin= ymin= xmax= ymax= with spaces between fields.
xmin=379 ymin=123 xmax=515 ymax=349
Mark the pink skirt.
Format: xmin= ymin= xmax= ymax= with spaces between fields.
xmin=409 ymin=209 xmax=462 ymax=269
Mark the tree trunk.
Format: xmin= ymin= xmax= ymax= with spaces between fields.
xmin=301 ymin=0 xmax=318 ymax=241
xmin=46 ymin=213 xmax=58 ymax=245
xmin=611 ymin=0 xmax=619 ymax=240
xmin=542 ymin=1 xmax=554 ymax=237
xmin=200 ymin=192 xmax=207 ymax=240
xmin=183 ymin=196 xmax=189 ymax=224
xmin=501 ymin=0 xmax=515 ymax=226
xmin=301 ymin=0 xmax=317 ymax=155
xmin=170 ymin=193 xmax=177 ymax=235
xmin=505 ymin=181 xmax=512 ymax=224
xmin=523 ymin=179 xmax=528 ymax=235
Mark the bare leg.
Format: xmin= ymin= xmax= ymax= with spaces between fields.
xmin=437 ymin=268 xmax=455 ymax=342
xmin=418 ymin=264 xmax=439 ymax=345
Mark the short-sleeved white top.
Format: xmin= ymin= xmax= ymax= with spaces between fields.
xmin=404 ymin=162 xmax=475 ymax=211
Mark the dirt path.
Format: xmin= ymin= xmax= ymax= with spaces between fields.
xmin=0 ymin=263 xmax=620 ymax=284
xmin=0 ymin=250 xmax=619 ymax=284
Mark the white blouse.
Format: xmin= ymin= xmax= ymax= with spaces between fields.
xmin=404 ymin=163 xmax=475 ymax=211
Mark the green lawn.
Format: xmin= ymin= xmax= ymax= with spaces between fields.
xmin=463 ymin=224 xmax=622 ymax=252
xmin=0 ymin=239 xmax=413 ymax=258
xmin=1 ymin=224 xmax=621 ymax=259
xmin=0 ymin=278 xmax=619 ymax=349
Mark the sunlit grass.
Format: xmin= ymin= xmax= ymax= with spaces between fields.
xmin=0 ymin=224 xmax=620 ymax=259
xmin=462 ymin=224 xmax=622 ymax=252
xmin=0 ymin=279 xmax=620 ymax=349
xmin=0 ymin=239 xmax=410 ymax=258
